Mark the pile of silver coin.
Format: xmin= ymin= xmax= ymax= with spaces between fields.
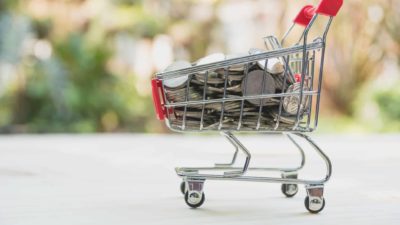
xmin=162 ymin=50 xmax=310 ymax=130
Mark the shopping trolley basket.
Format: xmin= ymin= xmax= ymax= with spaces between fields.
xmin=151 ymin=0 xmax=342 ymax=213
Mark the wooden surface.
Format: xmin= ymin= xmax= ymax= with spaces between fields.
xmin=1 ymin=134 xmax=400 ymax=225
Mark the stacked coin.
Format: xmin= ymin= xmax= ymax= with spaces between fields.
xmin=282 ymin=82 xmax=310 ymax=115
xmin=161 ymin=51 xmax=308 ymax=131
xmin=241 ymin=70 xmax=276 ymax=106
xmin=162 ymin=61 xmax=192 ymax=89
xmin=248 ymin=48 xmax=285 ymax=74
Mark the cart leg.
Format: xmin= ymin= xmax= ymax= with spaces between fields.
xmin=293 ymin=133 xmax=329 ymax=213
xmin=293 ymin=133 xmax=332 ymax=183
xmin=304 ymin=184 xmax=325 ymax=213
xmin=184 ymin=179 xmax=206 ymax=208
xmin=175 ymin=132 xmax=306 ymax=177
xmin=215 ymin=132 xmax=305 ymax=171
xmin=215 ymin=132 xmax=239 ymax=167
xmin=284 ymin=133 xmax=306 ymax=172
xmin=279 ymin=133 xmax=307 ymax=197
xmin=220 ymin=131 xmax=251 ymax=177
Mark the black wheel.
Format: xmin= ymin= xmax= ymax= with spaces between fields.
xmin=304 ymin=196 xmax=325 ymax=213
xmin=180 ymin=181 xmax=186 ymax=195
xmin=184 ymin=191 xmax=205 ymax=208
xmin=281 ymin=183 xmax=298 ymax=197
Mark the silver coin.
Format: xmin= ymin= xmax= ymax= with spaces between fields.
xmin=240 ymin=115 xmax=275 ymax=130
xmin=170 ymin=119 xmax=202 ymax=130
xmin=225 ymin=107 xmax=260 ymax=113
xmin=196 ymin=53 xmax=225 ymax=65
xmin=194 ymin=72 xmax=225 ymax=85
xmin=242 ymin=70 xmax=276 ymax=106
xmin=162 ymin=61 xmax=191 ymax=88
xmin=248 ymin=48 xmax=285 ymax=74
xmin=174 ymin=109 xmax=205 ymax=119
xmin=193 ymin=84 xmax=242 ymax=95
xmin=170 ymin=115 xmax=217 ymax=129
xmin=203 ymin=101 xmax=241 ymax=111
xmin=166 ymin=87 xmax=202 ymax=102
xmin=204 ymin=118 xmax=235 ymax=130
xmin=215 ymin=69 xmax=245 ymax=77
xmin=272 ymin=72 xmax=293 ymax=91
xmin=282 ymin=82 xmax=310 ymax=115
xmin=227 ymin=74 xmax=245 ymax=82
xmin=225 ymin=53 xmax=248 ymax=71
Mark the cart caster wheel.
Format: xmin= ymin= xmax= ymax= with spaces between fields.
xmin=305 ymin=196 xmax=325 ymax=213
xmin=180 ymin=181 xmax=186 ymax=195
xmin=281 ymin=183 xmax=298 ymax=197
xmin=185 ymin=191 xmax=205 ymax=208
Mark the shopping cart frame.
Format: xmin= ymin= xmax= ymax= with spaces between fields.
xmin=152 ymin=0 xmax=343 ymax=213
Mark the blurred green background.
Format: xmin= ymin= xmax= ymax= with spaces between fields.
xmin=0 ymin=0 xmax=399 ymax=133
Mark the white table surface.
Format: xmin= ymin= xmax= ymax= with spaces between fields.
xmin=1 ymin=134 xmax=399 ymax=225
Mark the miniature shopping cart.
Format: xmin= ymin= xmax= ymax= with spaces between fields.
xmin=151 ymin=0 xmax=342 ymax=213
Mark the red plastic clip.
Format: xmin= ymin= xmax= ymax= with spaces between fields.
xmin=293 ymin=5 xmax=316 ymax=27
xmin=151 ymin=78 xmax=166 ymax=120
xmin=294 ymin=73 xmax=302 ymax=83
xmin=316 ymin=0 xmax=343 ymax=17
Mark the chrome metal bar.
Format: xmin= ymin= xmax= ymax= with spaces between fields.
xmin=220 ymin=131 xmax=251 ymax=177
xmin=293 ymin=133 xmax=332 ymax=183
xmin=307 ymin=50 xmax=315 ymax=128
xmin=237 ymin=63 xmax=249 ymax=130
xmin=215 ymin=131 xmax=239 ymax=167
xmin=200 ymin=71 xmax=208 ymax=130
xmin=181 ymin=75 xmax=192 ymax=131
xmin=256 ymin=59 xmax=269 ymax=130
xmin=166 ymin=91 xmax=319 ymax=108
xmin=284 ymin=133 xmax=306 ymax=171
xmin=274 ymin=54 xmax=291 ymax=130
xmin=264 ymin=35 xmax=281 ymax=50
xmin=169 ymin=125 xmax=312 ymax=133
xmin=218 ymin=68 xmax=230 ymax=130
xmin=294 ymin=15 xmax=318 ymax=129
xmin=281 ymin=23 xmax=295 ymax=47
xmin=176 ymin=173 xmax=324 ymax=185
xmin=214 ymin=151 xmax=239 ymax=167
xmin=314 ymin=17 xmax=333 ymax=129
xmin=177 ymin=166 xmax=299 ymax=173
xmin=157 ymin=42 xmax=323 ymax=79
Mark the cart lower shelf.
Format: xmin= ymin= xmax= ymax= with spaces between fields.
xmin=175 ymin=132 xmax=331 ymax=213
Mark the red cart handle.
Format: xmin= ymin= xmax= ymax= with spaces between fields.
xmin=316 ymin=0 xmax=343 ymax=17
xmin=294 ymin=5 xmax=315 ymax=27
xmin=294 ymin=0 xmax=343 ymax=26
xmin=151 ymin=78 xmax=166 ymax=120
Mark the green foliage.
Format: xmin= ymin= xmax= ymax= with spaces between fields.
xmin=375 ymin=84 xmax=400 ymax=121
xmin=0 ymin=1 xmax=166 ymax=133
xmin=0 ymin=31 xmax=153 ymax=133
